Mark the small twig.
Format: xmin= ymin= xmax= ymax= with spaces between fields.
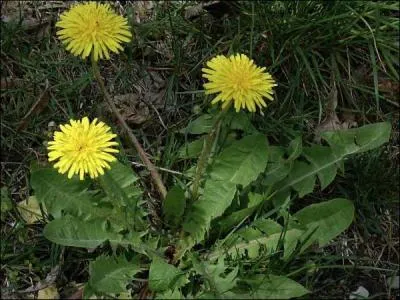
xmin=141 ymin=97 xmax=168 ymax=130
xmin=17 ymin=79 xmax=50 ymax=132
xmin=130 ymin=161 xmax=185 ymax=176
xmin=146 ymin=66 xmax=173 ymax=71
xmin=49 ymin=90 xmax=69 ymax=118
xmin=91 ymin=58 xmax=167 ymax=200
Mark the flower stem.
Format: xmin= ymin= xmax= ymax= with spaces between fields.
xmin=172 ymin=104 xmax=231 ymax=265
xmin=91 ymin=57 xmax=167 ymax=200
xmin=191 ymin=104 xmax=231 ymax=200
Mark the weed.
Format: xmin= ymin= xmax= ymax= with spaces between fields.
xmin=1 ymin=1 xmax=399 ymax=298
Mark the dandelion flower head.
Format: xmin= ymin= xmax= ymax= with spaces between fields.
xmin=202 ymin=54 xmax=277 ymax=112
xmin=56 ymin=2 xmax=132 ymax=61
xmin=48 ymin=117 xmax=119 ymax=180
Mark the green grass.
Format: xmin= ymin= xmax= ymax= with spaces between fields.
xmin=1 ymin=0 xmax=399 ymax=298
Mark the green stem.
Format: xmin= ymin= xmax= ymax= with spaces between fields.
xmin=172 ymin=104 xmax=231 ymax=265
xmin=91 ymin=56 xmax=167 ymax=200
xmin=191 ymin=104 xmax=231 ymax=201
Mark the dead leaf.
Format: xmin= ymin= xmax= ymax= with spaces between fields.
xmin=314 ymin=86 xmax=357 ymax=142
xmin=132 ymin=1 xmax=155 ymax=24
xmin=108 ymin=71 xmax=167 ymax=126
xmin=36 ymin=2 xmax=69 ymax=11
xmin=314 ymin=86 xmax=341 ymax=138
xmin=117 ymin=292 xmax=132 ymax=299
xmin=111 ymin=93 xmax=151 ymax=125
xmin=1 ymin=14 xmax=51 ymax=31
xmin=1 ymin=77 xmax=24 ymax=90
xmin=36 ymin=22 xmax=51 ymax=39
xmin=378 ymin=79 xmax=400 ymax=103
xmin=349 ymin=286 xmax=369 ymax=299
xmin=133 ymin=71 xmax=166 ymax=108
xmin=184 ymin=1 xmax=238 ymax=19
xmin=17 ymin=195 xmax=46 ymax=224
xmin=66 ymin=288 xmax=83 ymax=300
xmin=19 ymin=266 xmax=60 ymax=295
xmin=341 ymin=111 xmax=357 ymax=130
xmin=1 ymin=0 xmax=52 ymax=34
xmin=37 ymin=285 xmax=59 ymax=300
xmin=184 ymin=1 xmax=221 ymax=19
xmin=184 ymin=2 xmax=209 ymax=19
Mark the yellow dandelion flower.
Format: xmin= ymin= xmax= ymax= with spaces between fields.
xmin=56 ymin=2 xmax=132 ymax=61
xmin=202 ymin=53 xmax=277 ymax=112
xmin=48 ymin=117 xmax=119 ymax=180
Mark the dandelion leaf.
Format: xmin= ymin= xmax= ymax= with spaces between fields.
xmin=43 ymin=216 xmax=123 ymax=248
xmin=30 ymin=167 xmax=108 ymax=219
xmin=193 ymin=256 xmax=238 ymax=296
xmin=275 ymin=122 xmax=391 ymax=198
xmin=89 ymin=255 xmax=142 ymax=294
xmin=149 ymin=256 xmax=187 ymax=292
xmin=292 ymin=198 xmax=355 ymax=247
xmin=243 ymin=275 xmax=309 ymax=299
xmin=182 ymin=134 xmax=269 ymax=245
xmin=98 ymin=161 xmax=145 ymax=229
